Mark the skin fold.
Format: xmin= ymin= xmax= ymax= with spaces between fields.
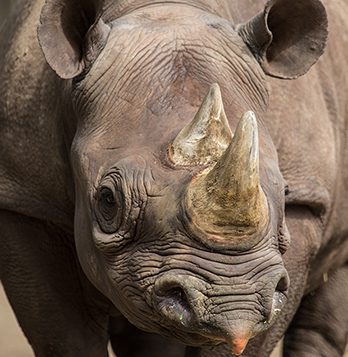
xmin=0 ymin=0 xmax=347 ymax=356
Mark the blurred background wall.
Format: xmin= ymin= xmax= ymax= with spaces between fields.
xmin=0 ymin=0 xmax=11 ymax=24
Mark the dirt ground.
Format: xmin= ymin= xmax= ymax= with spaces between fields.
xmin=0 ymin=283 xmax=33 ymax=357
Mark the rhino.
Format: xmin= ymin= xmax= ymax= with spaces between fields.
xmin=1 ymin=0 xmax=348 ymax=356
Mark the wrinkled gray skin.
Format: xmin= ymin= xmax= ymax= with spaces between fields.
xmin=0 ymin=0 xmax=348 ymax=356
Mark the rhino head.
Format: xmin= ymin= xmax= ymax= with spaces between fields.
xmin=38 ymin=0 xmax=327 ymax=354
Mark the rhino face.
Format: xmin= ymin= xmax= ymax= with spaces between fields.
xmin=72 ymin=132 xmax=289 ymax=354
xmin=38 ymin=0 xmax=327 ymax=354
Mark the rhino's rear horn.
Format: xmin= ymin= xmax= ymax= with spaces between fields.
xmin=169 ymin=83 xmax=233 ymax=166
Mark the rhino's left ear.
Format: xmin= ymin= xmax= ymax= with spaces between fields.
xmin=38 ymin=0 xmax=110 ymax=79
xmin=237 ymin=0 xmax=328 ymax=79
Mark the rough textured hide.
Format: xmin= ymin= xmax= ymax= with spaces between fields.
xmin=0 ymin=0 xmax=347 ymax=356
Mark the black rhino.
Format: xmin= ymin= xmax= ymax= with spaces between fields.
xmin=0 ymin=0 xmax=347 ymax=356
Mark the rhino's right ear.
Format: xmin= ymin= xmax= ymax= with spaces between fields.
xmin=237 ymin=0 xmax=328 ymax=79
xmin=38 ymin=0 xmax=110 ymax=79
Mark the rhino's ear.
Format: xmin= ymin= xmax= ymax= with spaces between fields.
xmin=237 ymin=0 xmax=328 ymax=79
xmin=38 ymin=0 xmax=110 ymax=79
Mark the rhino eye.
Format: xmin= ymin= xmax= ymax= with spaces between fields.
xmin=96 ymin=184 xmax=123 ymax=233
xmin=100 ymin=187 xmax=116 ymax=208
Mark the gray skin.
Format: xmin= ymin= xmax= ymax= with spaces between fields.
xmin=0 ymin=0 xmax=348 ymax=356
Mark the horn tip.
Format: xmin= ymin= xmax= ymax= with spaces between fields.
xmin=209 ymin=83 xmax=221 ymax=98
xmin=210 ymin=82 xmax=220 ymax=90
xmin=240 ymin=110 xmax=258 ymax=133
xmin=242 ymin=110 xmax=256 ymax=121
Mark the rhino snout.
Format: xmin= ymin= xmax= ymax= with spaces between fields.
xmin=149 ymin=270 xmax=289 ymax=352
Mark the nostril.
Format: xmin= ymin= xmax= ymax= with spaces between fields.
xmin=166 ymin=287 xmax=189 ymax=307
xmin=157 ymin=285 xmax=190 ymax=311
xmin=268 ymin=274 xmax=290 ymax=323
xmin=154 ymin=279 xmax=193 ymax=325
xmin=275 ymin=275 xmax=290 ymax=295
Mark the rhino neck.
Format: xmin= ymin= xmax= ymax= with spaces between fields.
xmin=101 ymin=0 xmax=236 ymax=22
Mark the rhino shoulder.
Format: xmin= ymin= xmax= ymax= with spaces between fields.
xmin=0 ymin=0 xmax=74 ymax=230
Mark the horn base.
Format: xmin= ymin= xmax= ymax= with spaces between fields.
xmin=184 ymin=173 xmax=269 ymax=250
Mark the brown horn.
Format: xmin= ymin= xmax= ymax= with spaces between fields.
xmin=169 ymin=83 xmax=232 ymax=166
xmin=186 ymin=111 xmax=269 ymax=247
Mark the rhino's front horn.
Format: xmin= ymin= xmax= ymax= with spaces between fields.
xmin=186 ymin=111 xmax=269 ymax=248
xmin=169 ymin=83 xmax=233 ymax=166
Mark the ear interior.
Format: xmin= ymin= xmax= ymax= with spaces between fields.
xmin=38 ymin=0 xmax=109 ymax=79
xmin=263 ymin=0 xmax=328 ymax=78
xmin=238 ymin=0 xmax=328 ymax=79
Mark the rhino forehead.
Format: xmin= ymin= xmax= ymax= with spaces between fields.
xmin=73 ymin=8 xmax=268 ymax=131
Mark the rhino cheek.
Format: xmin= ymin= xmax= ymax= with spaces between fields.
xmin=72 ymin=176 xmax=120 ymax=301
